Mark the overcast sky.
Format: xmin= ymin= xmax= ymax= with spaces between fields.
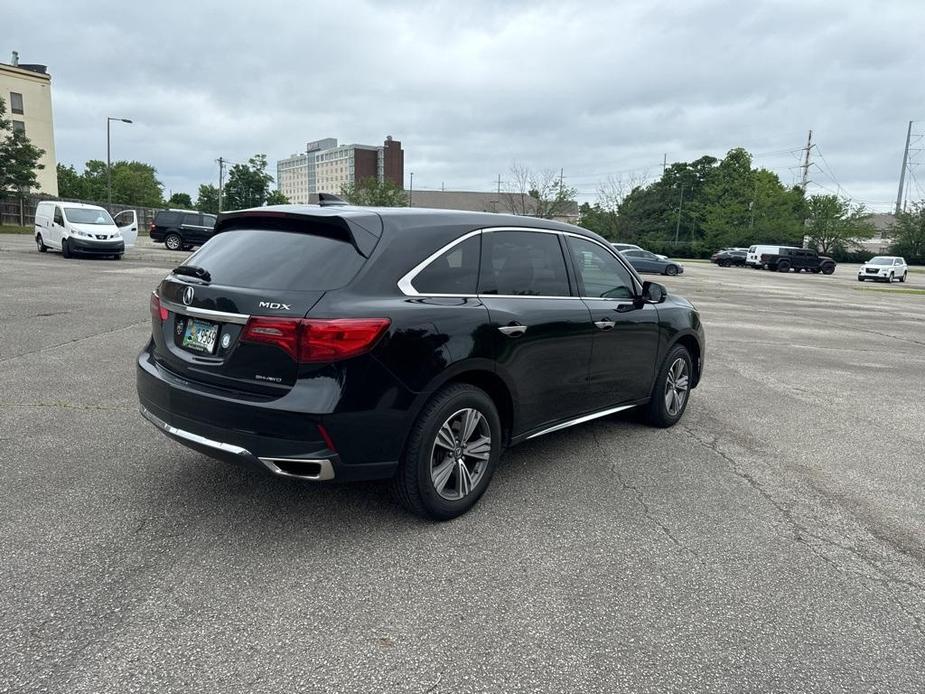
xmin=4 ymin=0 xmax=924 ymax=210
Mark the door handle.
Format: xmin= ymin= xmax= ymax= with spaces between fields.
xmin=498 ymin=323 xmax=527 ymax=337
xmin=594 ymin=319 xmax=616 ymax=330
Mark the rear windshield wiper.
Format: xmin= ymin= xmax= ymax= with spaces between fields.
xmin=172 ymin=265 xmax=212 ymax=283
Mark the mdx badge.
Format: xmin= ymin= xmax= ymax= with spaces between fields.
xmin=182 ymin=286 xmax=194 ymax=306
xmin=258 ymin=301 xmax=292 ymax=310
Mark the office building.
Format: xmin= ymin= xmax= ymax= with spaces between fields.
xmin=277 ymin=136 xmax=403 ymax=203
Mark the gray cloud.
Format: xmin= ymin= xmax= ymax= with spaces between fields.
xmin=4 ymin=0 xmax=923 ymax=209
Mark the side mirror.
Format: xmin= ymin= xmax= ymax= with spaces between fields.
xmin=642 ymin=281 xmax=667 ymax=304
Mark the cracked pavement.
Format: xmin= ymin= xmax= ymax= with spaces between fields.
xmin=1 ymin=234 xmax=924 ymax=692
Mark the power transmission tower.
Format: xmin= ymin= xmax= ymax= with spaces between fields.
xmin=800 ymin=130 xmax=813 ymax=190
xmin=217 ymin=157 xmax=226 ymax=213
xmin=895 ymin=120 xmax=913 ymax=215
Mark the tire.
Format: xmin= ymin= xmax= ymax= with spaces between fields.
xmin=36 ymin=234 xmax=47 ymax=253
xmin=900 ymin=272 xmax=907 ymax=283
xmin=643 ymin=344 xmax=693 ymax=428
xmin=777 ymin=261 xmax=790 ymax=272
xmin=62 ymin=237 xmax=72 ymax=259
xmin=665 ymin=265 xmax=679 ymax=276
xmin=165 ymin=233 xmax=183 ymax=251
xmin=718 ymin=260 xmax=729 ymax=267
xmin=112 ymin=254 xmax=123 ymax=260
xmin=857 ymin=277 xmax=864 ymax=282
xmin=821 ymin=264 xmax=835 ymax=275
xmin=888 ymin=272 xmax=894 ymax=283
xmin=392 ymin=384 xmax=502 ymax=521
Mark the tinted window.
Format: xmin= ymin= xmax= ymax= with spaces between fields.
xmin=412 ymin=235 xmax=480 ymax=295
xmin=479 ymin=231 xmax=570 ymax=296
xmin=186 ymin=228 xmax=366 ymax=291
xmin=53 ymin=207 xmax=64 ymax=226
xmin=203 ymin=214 xmax=217 ymax=227
xmin=183 ymin=213 xmax=201 ymax=226
xmin=568 ymin=237 xmax=636 ymax=299
xmin=623 ymin=250 xmax=642 ymax=257
xmin=156 ymin=211 xmax=183 ymax=226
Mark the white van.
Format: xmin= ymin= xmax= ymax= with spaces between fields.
xmin=34 ymin=202 xmax=138 ymax=259
xmin=746 ymin=244 xmax=790 ymax=268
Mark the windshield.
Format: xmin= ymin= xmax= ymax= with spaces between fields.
xmin=868 ymin=257 xmax=893 ymax=265
xmin=63 ymin=208 xmax=115 ymax=225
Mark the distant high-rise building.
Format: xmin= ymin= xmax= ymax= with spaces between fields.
xmin=276 ymin=136 xmax=404 ymax=203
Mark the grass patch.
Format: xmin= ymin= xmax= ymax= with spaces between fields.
xmin=675 ymin=258 xmax=711 ymax=264
xmin=855 ymin=286 xmax=925 ymax=295
xmin=0 ymin=225 xmax=33 ymax=234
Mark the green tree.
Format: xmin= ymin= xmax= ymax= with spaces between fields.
xmin=57 ymin=163 xmax=87 ymax=199
xmin=167 ymin=192 xmax=193 ymax=208
xmin=223 ymin=154 xmax=273 ymax=210
xmin=0 ymin=97 xmax=46 ymax=193
xmin=265 ymin=189 xmax=290 ymax=205
xmin=196 ymin=184 xmax=220 ymax=214
xmin=340 ymin=177 xmax=408 ymax=206
xmin=804 ymin=195 xmax=875 ymax=255
xmin=890 ymin=202 xmax=925 ymax=262
xmin=109 ymin=161 xmax=164 ymax=206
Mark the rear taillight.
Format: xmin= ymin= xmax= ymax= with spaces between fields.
xmin=241 ymin=317 xmax=390 ymax=363
xmin=149 ymin=222 xmax=155 ymax=232
xmin=150 ymin=293 xmax=168 ymax=323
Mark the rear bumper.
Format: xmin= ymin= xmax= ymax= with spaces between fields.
xmin=69 ymin=237 xmax=124 ymax=254
xmin=136 ymin=344 xmax=401 ymax=482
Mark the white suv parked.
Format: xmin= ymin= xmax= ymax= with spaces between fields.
xmin=858 ymin=256 xmax=908 ymax=283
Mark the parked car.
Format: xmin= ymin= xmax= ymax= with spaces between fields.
xmin=612 ymin=242 xmax=667 ymax=260
xmin=858 ymin=256 xmax=908 ymax=282
xmin=746 ymin=244 xmax=796 ymax=268
xmin=149 ymin=209 xmax=218 ymax=251
xmin=760 ymin=247 xmax=836 ymax=274
xmin=620 ymin=249 xmax=684 ymax=276
xmin=138 ymin=205 xmax=705 ymax=520
xmin=711 ymin=249 xmax=748 ymax=267
xmin=33 ymin=201 xmax=129 ymax=259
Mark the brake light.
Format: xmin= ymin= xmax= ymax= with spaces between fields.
xmin=241 ymin=317 xmax=390 ymax=363
xmin=149 ymin=293 xmax=168 ymax=322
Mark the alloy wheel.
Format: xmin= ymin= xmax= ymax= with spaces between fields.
xmin=430 ymin=408 xmax=491 ymax=501
xmin=664 ymin=357 xmax=690 ymax=417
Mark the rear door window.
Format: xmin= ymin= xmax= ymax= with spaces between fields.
xmin=411 ymin=235 xmax=480 ymax=295
xmin=157 ymin=211 xmax=182 ymax=226
xmin=203 ymin=214 xmax=217 ymax=228
xmin=182 ymin=213 xmax=201 ymax=226
xmin=185 ymin=228 xmax=366 ymax=291
xmin=479 ymin=230 xmax=570 ymax=297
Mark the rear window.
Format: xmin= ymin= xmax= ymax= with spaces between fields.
xmin=186 ymin=229 xmax=366 ymax=291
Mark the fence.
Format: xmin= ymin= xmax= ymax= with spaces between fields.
xmin=0 ymin=194 xmax=159 ymax=232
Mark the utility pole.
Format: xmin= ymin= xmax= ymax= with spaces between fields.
xmin=663 ymin=153 xmax=667 ymax=175
xmin=217 ymin=157 xmax=226 ymax=213
xmin=409 ymin=172 xmax=414 ymax=207
xmin=497 ymin=173 xmax=501 ymax=195
xmin=674 ymin=185 xmax=684 ymax=244
xmin=895 ymin=120 xmax=913 ymax=215
xmin=800 ymin=129 xmax=813 ymax=191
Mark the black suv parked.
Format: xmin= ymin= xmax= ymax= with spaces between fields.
xmin=149 ymin=209 xmax=218 ymax=251
xmin=761 ymin=247 xmax=836 ymax=274
xmin=137 ymin=205 xmax=705 ymax=519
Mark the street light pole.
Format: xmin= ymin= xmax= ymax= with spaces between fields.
xmin=106 ymin=116 xmax=133 ymax=205
xmin=409 ymin=172 xmax=414 ymax=207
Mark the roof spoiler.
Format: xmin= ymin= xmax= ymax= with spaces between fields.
xmin=213 ymin=208 xmax=381 ymax=257
xmin=311 ymin=193 xmax=348 ymax=206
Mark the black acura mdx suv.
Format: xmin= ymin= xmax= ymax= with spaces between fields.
xmin=137 ymin=204 xmax=704 ymax=519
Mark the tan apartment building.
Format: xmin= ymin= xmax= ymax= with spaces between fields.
xmin=1 ymin=53 xmax=58 ymax=195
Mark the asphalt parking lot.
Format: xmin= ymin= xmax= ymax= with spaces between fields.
xmin=1 ymin=234 xmax=924 ymax=693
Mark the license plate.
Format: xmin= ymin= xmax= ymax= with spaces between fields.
xmin=182 ymin=318 xmax=218 ymax=354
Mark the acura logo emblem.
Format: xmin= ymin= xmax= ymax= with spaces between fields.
xmin=182 ymin=287 xmax=194 ymax=306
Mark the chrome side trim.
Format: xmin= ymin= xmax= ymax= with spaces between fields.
xmin=525 ymin=403 xmax=637 ymax=440
xmin=159 ymin=297 xmax=250 ymax=325
xmin=139 ymin=406 xmax=335 ymax=481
